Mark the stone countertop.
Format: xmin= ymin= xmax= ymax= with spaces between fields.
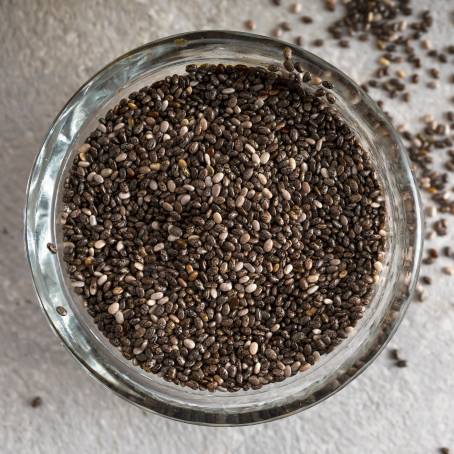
xmin=1 ymin=1 xmax=453 ymax=453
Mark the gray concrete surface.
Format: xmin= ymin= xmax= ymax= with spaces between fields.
xmin=1 ymin=1 xmax=453 ymax=453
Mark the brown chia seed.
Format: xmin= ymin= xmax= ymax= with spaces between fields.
xmin=30 ymin=396 xmax=43 ymax=408
xmin=244 ymin=19 xmax=256 ymax=31
xmin=56 ymin=306 xmax=67 ymax=316
xmin=294 ymin=36 xmax=304 ymax=46
xmin=47 ymin=242 xmax=57 ymax=254
xmin=289 ymin=3 xmax=302 ymax=14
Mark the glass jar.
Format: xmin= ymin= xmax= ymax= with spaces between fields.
xmin=25 ymin=30 xmax=423 ymax=425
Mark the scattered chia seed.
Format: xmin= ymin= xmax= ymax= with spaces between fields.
xmin=441 ymin=266 xmax=454 ymax=276
xmin=47 ymin=242 xmax=57 ymax=254
xmin=389 ymin=348 xmax=403 ymax=362
xmin=294 ymin=36 xmax=304 ymax=46
xmin=312 ymin=39 xmax=324 ymax=47
xmin=30 ymin=396 xmax=43 ymax=408
xmin=56 ymin=306 xmax=67 ymax=316
xmin=421 ymin=39 xmax=432 ymax=50
xmin=289 ymin=3 xmax=302 ymax=14
xmin=272 ymin=27 xmax=283 ymax=38
xmin=429 ymin=68 xmax=440 ymax=79
xmin=442 ymin=246 xmax=452 ymax=258
xmin=433 ymin=219 xmax=448 ymax=236
xmin=390 ymin=348 xmax=410 ymax=366
xmin=338 ymin=39 xmax=349 ymax=48
xmin=280 ymin=21 xmax=292 ymax=31
xmin=324 ymin=0 xmax=336 ymax=12
xmin=61 ymin=49 xmax=386 ymax=392
xmin=415 ymin=285 xmax=426 ymax=302
xmin=244 ymin=19 xmax=256 ymax=31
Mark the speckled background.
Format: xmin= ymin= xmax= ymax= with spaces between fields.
xmin=1 ymin=1 xmax=453 ymax=453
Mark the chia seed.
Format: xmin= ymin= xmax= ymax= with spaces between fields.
xmin=47 ymin=243 xmax=57 ymax=254
xmin=30 ymin=396 xmax=43 ymax=408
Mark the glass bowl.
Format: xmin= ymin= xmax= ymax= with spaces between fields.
xmin=25 ymin=30 xmax=423 ymax=426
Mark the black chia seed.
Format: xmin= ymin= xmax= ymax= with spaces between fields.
xmin=56 ymin=306 xmax=67 ymax=316
xmin=395 ymin=359 xmax=408 ymax=368
xmin=389 ymin=348 xmax=401 ymax=361
xmin=30 ymin=396 xmax=43 ymax=408
xmin=47 ymin=242 xmax=57 ymax=254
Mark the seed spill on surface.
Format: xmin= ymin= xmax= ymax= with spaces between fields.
xmin=244 ymin=19 xmax=256 ymax=31
xmin=61 ymin=47 xmax=386 ymax=392
xmin=395 ymin=359 xmax=408 ymax=368
xmin=30 ymin=396 xmax=43 ymax=408
xmin=56 ymin=306 xmax=67 ymax=316
xmin=389 ymin=347 xmax=409 ymax=368
xmin=47 ymin=242 xmax=57 ymax=254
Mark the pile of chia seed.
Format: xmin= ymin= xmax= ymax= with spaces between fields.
xmin=59 ymin=49 xmax=386 ymax=391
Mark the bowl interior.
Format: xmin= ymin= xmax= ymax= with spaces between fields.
xmin=26 ymin=31 xmax=423 ymax=425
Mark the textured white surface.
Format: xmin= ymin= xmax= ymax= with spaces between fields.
xmin=1 ymin=1 xmax=453 ymax=453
